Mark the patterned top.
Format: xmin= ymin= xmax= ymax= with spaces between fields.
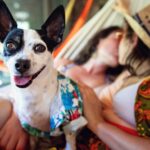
xmin=21 ymin=74 xmax=83 ymax=138
xmin=135 ymin=76 xmax=150 ymax=137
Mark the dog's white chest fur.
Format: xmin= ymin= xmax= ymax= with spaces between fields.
xmin=12 ymin=64 xmax=58 ymax=131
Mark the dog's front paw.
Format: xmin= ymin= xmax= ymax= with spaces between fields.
xmin=63 ymin=116 xmax=87 ymax=134
xmin=63 ymin=116 xmax=87 ymax=150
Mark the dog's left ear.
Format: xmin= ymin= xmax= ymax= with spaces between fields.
xmin=0 ymin=0 xmax=17 ymax=42
xmin=39 ymin=5 xmax=65 ymax=52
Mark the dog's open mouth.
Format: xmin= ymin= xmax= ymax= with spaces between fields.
xmin=14 ymin=66 xmax=46 ymax=88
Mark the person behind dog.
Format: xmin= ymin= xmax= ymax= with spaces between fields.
xmin=81 ymin=1 xmax=150 ymax=149
xmin=55 ymin=26 xmax=126 ymax=95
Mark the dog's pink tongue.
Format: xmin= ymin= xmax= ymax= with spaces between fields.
xmin=14 ymin=76 xmax=32 ymax=86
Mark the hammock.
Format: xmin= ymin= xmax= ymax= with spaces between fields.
xmin=55 ymin=0 xmax=150 ymax=61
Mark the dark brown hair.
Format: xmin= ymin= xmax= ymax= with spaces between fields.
xmin=74 ymin=26 xmax=122 ymax=65
xmin=125 ymin=24 xmax=150 ymax=76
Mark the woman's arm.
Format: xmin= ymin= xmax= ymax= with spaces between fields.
xmin=80 ymin=84 xmax=150 ymax=150
xmin=96 ymin=122 xmax=150 ymax=150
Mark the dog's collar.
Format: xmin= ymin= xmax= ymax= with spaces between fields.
xmin=21 ymin=74 xmax=83 ymax=138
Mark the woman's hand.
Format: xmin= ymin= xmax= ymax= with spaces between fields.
xmin=79 ymin=84 xmax=104 ymax=133
xmin=0 ymin=111 xmax=29 ymax=150
xmin=0 ymin=100 xmax=12 ymax=129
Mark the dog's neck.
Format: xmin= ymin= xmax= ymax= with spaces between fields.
xmin=12 ymin=62 xmax=59 ymax=131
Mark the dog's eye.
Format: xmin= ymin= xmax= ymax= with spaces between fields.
xmin=34 ymin=44 xmax=46 ymax=53
xmin=6 ymin=42 xmax=16 ymax=50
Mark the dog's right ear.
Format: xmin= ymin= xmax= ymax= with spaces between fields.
xmin=0 ymin=0 xmax=17 ymax=42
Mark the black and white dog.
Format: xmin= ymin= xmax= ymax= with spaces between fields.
xmin=0 ymin=0 xmax=87 ymax=149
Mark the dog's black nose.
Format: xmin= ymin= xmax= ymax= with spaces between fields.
xmin=15 ymin=59 xmax=30 ymax=74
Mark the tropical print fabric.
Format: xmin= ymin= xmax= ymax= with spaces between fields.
xmin=135 ymin=77 xmax=150 ymax=137
xmin=50 ymin=74 xmax=83 ymax=132
xmin=21 ymin=74 xmax=83 ymax=138
xmin=76 ymin=128 xmax=109 ymax=150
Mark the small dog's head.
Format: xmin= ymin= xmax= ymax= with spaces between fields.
xmin=0 ymin=0 xmax=65 ymax=88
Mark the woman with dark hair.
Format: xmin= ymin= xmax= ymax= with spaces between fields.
xmin=82 ymin=1 xmax=150 ymax=149
xmin=74 ymin=26 xmax=123 ymax=65
xmin=55 ymin=26 xmax=126 ymax=95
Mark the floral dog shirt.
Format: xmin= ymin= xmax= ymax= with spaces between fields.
xmin=21 ymin=74 xmax=83 ymax=138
